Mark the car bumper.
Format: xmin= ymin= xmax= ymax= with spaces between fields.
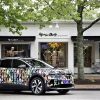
xmin=47 ymin=84 xmax=74 ymax=91
xmin=45 ymin=79 xmax=74 ymax=91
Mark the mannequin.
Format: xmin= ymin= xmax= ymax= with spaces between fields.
xmin=57 ymin=49 xmax=64 ymax=67
xmin=6 ymin=47 xmax=24 ymax=57
xmin=6 ymin=47 xmax=15 ymax=57
xmin=51 ymin=50 xmax=58 ymax=68
xmin=44 ymin=49 xmax=52 ymax=64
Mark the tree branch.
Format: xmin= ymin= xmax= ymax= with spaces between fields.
xmin=44 ymin=0 xmax=63 ymax=16
xmin=44 ymin=0 xmax=77 ymax=22
xmin=60 ymin=4 xmax=77 ymax=22
xmin=82 ymin=17 xmax=100 ymax=33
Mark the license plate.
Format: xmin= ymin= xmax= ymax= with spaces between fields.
xmin=62 ymin=80 xmax=69 ymax=84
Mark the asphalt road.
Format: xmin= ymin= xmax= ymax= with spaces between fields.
xmin=0 ymin=90 xmax=100 ymax=100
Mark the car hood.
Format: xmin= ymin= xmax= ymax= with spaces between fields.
xmin=48 ymin=68 xmax=72 ymax=75
xmin=33 ymin=68 xmax=72 ymax=75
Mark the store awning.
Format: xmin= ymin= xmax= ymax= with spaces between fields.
xmin=71 ymin=36 xmax=100 ymax=41
xmin=0 ymin=36 xmax=36 ymax=42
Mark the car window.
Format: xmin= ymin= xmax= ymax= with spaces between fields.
xmin=13 ymin=59 xmax=28 ymax=68
xmin=23 ymin=59 xmax=46 ymax=68
xmin=0 ymin=59 xmax=12 ymax=68
xmin=33 ymin=60 xmax=46 ymax=68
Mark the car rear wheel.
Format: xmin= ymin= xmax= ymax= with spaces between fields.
xmin=30 ymin=77 xmax=45 ymax=95
xmin=57 ymin=90 xmax=69 ymax=94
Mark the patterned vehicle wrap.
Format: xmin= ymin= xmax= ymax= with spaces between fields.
xmin=0 ymin=58 xmax=74 ymax=89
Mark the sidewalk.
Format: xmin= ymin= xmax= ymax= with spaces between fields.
xmin=75 ymin=84 xmax=100 ymax=90
xmin=74 ymin=74 xmax=100 ymax=90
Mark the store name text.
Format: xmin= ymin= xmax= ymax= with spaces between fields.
xmin=8 ymin=39 xmax=23 ymax=42
xmin=39 ymin=32 xmax=57 ymax=37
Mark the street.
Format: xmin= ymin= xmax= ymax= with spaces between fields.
xmin=0 ymin=90 xmax=100 ymax=100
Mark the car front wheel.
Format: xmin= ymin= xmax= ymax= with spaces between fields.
xmin=30 ymin=77 xmax=45 ymax=95
xmin=57 ymin=90 xmax=69 ymax=94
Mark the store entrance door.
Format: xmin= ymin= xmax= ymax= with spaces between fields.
xmin=39 ymin=42 xmax=68 ymax=68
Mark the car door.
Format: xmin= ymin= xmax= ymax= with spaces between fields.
xmin=0 ymin=59 xmax=13 ymax=89
xmin=12 ymin=59 xmax=29 ymax=86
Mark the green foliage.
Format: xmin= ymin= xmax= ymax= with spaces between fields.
xmin=0 ymin=0 xmax=99 ymax=34
xmin=0 ymin=0 xmax=34 ymax=35
xmin=33 ymin=0 xmax=100 ymax=22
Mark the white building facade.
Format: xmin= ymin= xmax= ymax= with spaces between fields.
xmin=0 ymin=21 xmax=100 ymax=73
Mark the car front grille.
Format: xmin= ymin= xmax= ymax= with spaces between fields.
xmin=49 ymin=73 xmax=72 ymax=80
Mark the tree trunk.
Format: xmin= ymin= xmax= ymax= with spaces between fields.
xmin=75 ymin=2 xmax=85 ymax=80
xmin=77 ymin=33 xmax=84 ymax=80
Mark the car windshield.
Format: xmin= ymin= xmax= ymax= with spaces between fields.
xmin=23 ymin=59 xmax=54 ymax=68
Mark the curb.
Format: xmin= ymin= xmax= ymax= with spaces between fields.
xmin=74 ymin=84 xmax=100 ymax=90
xmin=74 ymin=88 xmax=100 ymax=90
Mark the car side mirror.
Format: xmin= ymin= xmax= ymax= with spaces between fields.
xmin=18 ymin=64 xmax=26 ymax=68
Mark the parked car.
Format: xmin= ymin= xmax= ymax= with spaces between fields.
xmin=0 ymin=57 xmax=74 ymax=95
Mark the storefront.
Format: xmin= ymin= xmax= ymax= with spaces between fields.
xmin=0 ymin=21 xmax=100 ymax=73
xmin=72 ymin=36 xmax=100 ymax=73
xmin=37 ymin=32 xmax=73 ymax=72
xmin=0 ymin=36 xmax=35 ymax=58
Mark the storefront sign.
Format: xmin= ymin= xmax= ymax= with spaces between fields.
xmin=8 ymin=39 xmax=19 ymax=42
xmin=71 ymin=36 xmax=100 ymax=41
xmin=0 ymin=36 xmax=35 ymax=41
xmin=39 ymin=32 xmax=57 ymax=37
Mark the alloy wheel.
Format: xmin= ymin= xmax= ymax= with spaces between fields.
xmin=31 ymin=77 xmax=45 ymax=95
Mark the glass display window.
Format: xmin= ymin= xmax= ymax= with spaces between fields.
xmin=40 ymin=42 xmax=68 ymax=68
xmin=1 ymin=44 xmax=30 ymax=58
xmin=74 ymin=43 xmax=92 ymax=67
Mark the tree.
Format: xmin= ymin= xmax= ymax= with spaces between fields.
xmin=32 ymin=0 xmax=100 ymax=80
xmin=0 ymin=0 xmax=35 ymax=35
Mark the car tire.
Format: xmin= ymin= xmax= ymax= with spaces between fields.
xmin=57 ymin=90 xmax=69 ymax=94
xmin=30 ymin=77 xmax=45 ymax=95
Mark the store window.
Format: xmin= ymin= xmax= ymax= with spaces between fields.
xmin=1 ymin=44 xmax=30 ymax=58
xmin=40 ymin=42 xmax=68 ymax=68
xmin=74 ymin=43 xmax=92 ymax=67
